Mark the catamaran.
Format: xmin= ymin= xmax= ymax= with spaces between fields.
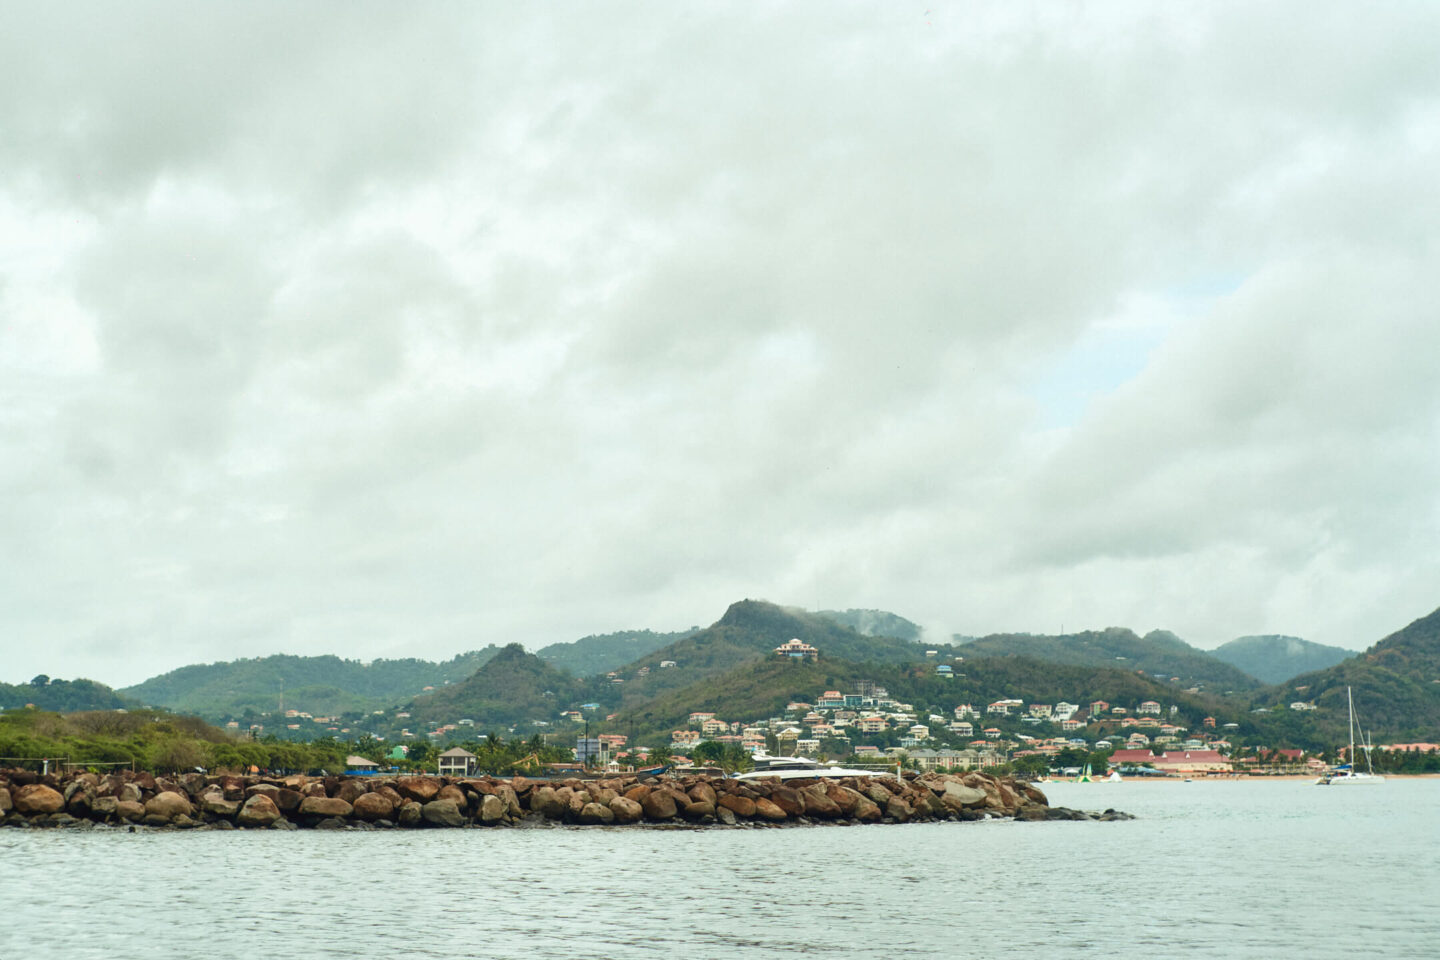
xmin=1314 ymin=686 xmax=1385 ymax=785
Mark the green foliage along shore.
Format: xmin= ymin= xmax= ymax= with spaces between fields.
xmin=0 ymin=710 xmax=346 ymax=775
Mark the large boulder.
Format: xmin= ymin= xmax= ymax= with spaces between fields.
xmin=885 ymin=797 xmax=913 ymax=822
xmin=274 ymin=788 xmax=304 ymax=814
xmin=116 ymin=800 xmax=147 ymax=822
xmin=530 ymin=786 xmax=565 ymax=820
xmin=352 ymin=792 xmax=396 ymax=822
xmin=853 ymin=796 xmax=882 ymax=822
xmin=395 ymin=777 xmax=441 ymax=803
xmin=245 ymin=783 xmax=280 ymax=801
xmin=14 ymin=783 xmax=65 ymax=816
xmin=640 ymin=790 xmax=677 ymax=821
xmin=299 ymin=797 xmax=353 ymax=819
xmin=942 ymin=782 xmax=987 ymax=810
xmin=337 ymin=780 xmax=369 ymax=805
xmin=145 ymin=791 xmax=193 ymax=820
xmin=688 ymin=782 xmax=717 ymax=806
xmin=608 ymin=796 xmax=643 ymax=824
xmin=421 ymin=799 xmax=465 ymax=827
xmin=236 ymin=794 xmax=281 ymax=828
xmin=753 ymin=797 xmax=788 ymax=821
xmin=578 ymin=802 xmax=614 ymax=825
xmin=437 ymin=784 xmax=468 ymax=809
xmin=768 ymin=787 xmax=805 ymax=818
xmin=398 ymin=801 xmax=423 ymax=827
xmin=477 ymin=794 xmax=506 ymax=825
xmin=91 ymin=795 xmax=119 ymax=819
xmin=202 ymin=797 xmax=241 ymax=818
xmin=718 ymin=795 xmax=756 ymax=818
xmin=623 ymin=784 xmax=651 ymax=804
xmin=0 ymin=787 xmax=10 ymax=815
xmin=682 ymin=800 xmax=716 ymax=821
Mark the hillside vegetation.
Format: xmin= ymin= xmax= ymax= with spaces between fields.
xmin=407 ymin=644 xmax=582 ymax=727
xmin=1256 ymin=606 xmax=1440 ymax=740
xmin=1211 ymin=634 xmax=1354 ymax=684
xmin=535 ymin=628 xmax=694 ymax=677
xmin=0 ymin=676 xmax=137 ymax=713
xmin=121 ymin=649 xmax=506 ymax=719
xmin=955 ymin=627 xmax=1261 ymax=693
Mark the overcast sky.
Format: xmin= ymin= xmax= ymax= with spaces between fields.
xmin=4 ymin=3 xmax=1439 ymax=688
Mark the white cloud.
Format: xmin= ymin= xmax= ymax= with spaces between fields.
xmin=3 ymin=2 xmax=1439 ymax=687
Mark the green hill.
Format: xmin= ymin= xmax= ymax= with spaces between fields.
xmin=817 ymin=608 xmax=924 ymax=642
xmin=0 ymin=676 xmax=138 ymax=713
xmin=569 ymin=599 xmax=947 ymax=714
xmin=406 ymin=643 xmax=581 ymax=727
xmin=535 ymin=628 xmax=694 ymax=677
xmin=1256 ymin=606 xmax=1440 ymax=741
xmin=954 ymin=627 xmax=1261 ymax=693
xmin=1211 ymin=635 xmax=1354 ymax=685
xmin=121 ymin=648 xmax=506 ymax=720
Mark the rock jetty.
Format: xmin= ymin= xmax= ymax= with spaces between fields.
xmin=0 ymin=766 xmax=1132 ymax=831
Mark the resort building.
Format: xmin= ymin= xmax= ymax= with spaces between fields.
xmin=774 ymin=638 xmax=819 ymax=661
xmin=436 ymin=748 xmax=478 ymax=776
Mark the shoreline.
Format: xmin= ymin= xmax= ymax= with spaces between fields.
xmin=1 ymin=766 xmax=1133 ymax=832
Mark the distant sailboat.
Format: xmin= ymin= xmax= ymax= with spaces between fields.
xmin=1315 ymin=687 xmax=1385 ymax=786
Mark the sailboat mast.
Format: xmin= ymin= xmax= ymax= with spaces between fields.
xmin=1347 ymin=686 xmax=1356 ymax=764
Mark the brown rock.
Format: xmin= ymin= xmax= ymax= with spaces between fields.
xmin=718 ymin=795 xmax=756 ymax=818
xmin=623 ymin=784 xmax=652 ymax=803
xmin=640 ymin=790 xmax=677 ymax=820
xmin=115 ymin=800 xmax=147 ymax=821
xmin=132 ymin=772 xmax=157 ymax=793
xmin=477 ymin=794 xmax=506 ymax=825
xmin=854 ymin=797 xmax=882 ymax=822
xmin=352 ymin=792 xmax=396 ymax=821
xmin=579 ymin=801 xmax=615 ymax=825
xmin=753 ymin=797 xmax=789 ymax=821
xmin=800 ymin=789 xmax=840 ymax=819
xmin=529 ymin=785 xmax=561 ymax=818
xmin=220 ymin=777 xmax=246 ymax=801
xmin=395 ymin=777 xmax=441 ymax=803
xmin=437 ymin=784 xmax=468 ymax=808
xmin=245 ymin=783 xmax=281 ymax=801
xmin=300 ymin=781 xmax=327 ymax=798
xmin=422 ymin=799 xmax=465 ymax=827
xmin=942 ymin=782 xmax=987 ymax=809
xmin=300 ymin=796 xmax=353 ymax=818
xmin=768 ymin=787 xmax=806 ymax=817
xmin=494 ymin=783 xmax=522 ymax=817
xmin=885 ymin=797 xmax=913 ymax=822
xmin=144 ymin=791 xmax=193 ymax=820
xmin=14 ymin=783 xmax=65 ymax=815
xmin=91 ymin=795 xmax=119 ymax=819
xmin=688 ymin=782 xmax=717 ymax=806
xmin=337 ymin=780 xmax=369 ymax=805
xmin=0 ymin=786 xmax=10 ymax=815
xmin=565 ymin=791 xmax=587 ymax=821
xmin=202 ymin=797 xmax=241 ymax=817
xmin=683 ymin=799 xmax=716 ymax=821
xmin=275 ymin=788 xmax=303 ymax=813
xmin=608 ymin=796 xmax=643 ymax=824
xmin=826 ymin=785 xmax=861 ymax=815
xmin=398 ymin=801 xmax=423 ymax=827
xmin=236 ymin=794 xmax=281 ymax=827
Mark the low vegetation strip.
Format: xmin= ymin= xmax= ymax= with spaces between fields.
xmin=0 ymin=767 xmax=1131 ymax=831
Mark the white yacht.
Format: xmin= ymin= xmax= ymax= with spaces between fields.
xmin=733 ymin=752 xmax=899 ymax=781
xmin=1315 ymin=687 xmax=1385 ymax=786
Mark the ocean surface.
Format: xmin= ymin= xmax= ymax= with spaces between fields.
xmin=3 ymin=779 xmax=1436 ymax=958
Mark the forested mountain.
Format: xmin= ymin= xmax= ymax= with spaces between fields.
xmin=0 ymin=676 xmax=137 ymax=713
xmin=121 ymin=648 xmax=506 ymax=719
xmin=1211 ymin=635 xmax=1353 ymax=684
xmin=535 ymin=628 xmax=694 ymax=677
xmin=407 ymin=644 xmax=582 ymax=727
xmin=817 ymin=608 xmax=924 ymax=642
xmin=954 ymin=627 xmax=1261 ymax=693
xmin=1257 ymin=605 xmax=1440 ymax=739
xmin=568 ymin=600 xmax=949 ymax=714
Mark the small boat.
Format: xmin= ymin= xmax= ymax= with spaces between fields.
xmin=1315 ymin=687 xmax=1385 ymax=786
xmin=732 ymin=752 xmax=899 ymax=781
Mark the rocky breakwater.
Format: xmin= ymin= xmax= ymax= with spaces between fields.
xmin=0 ymin=766 xmax=1131 ymax=831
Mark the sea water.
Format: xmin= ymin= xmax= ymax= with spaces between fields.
xmin=2 ymin=779 xmax=1435 ymax=958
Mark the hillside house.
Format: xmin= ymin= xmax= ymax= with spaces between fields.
xmin=1138 ymin=701 xmax=1162 ymax=715
xmin=856 ymin=716 xmax=888 ymax=733
xmin=774 ymin=638 xmax=819 ymax=661
xmin=436 ymin=748 xmax=478 ymax=776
